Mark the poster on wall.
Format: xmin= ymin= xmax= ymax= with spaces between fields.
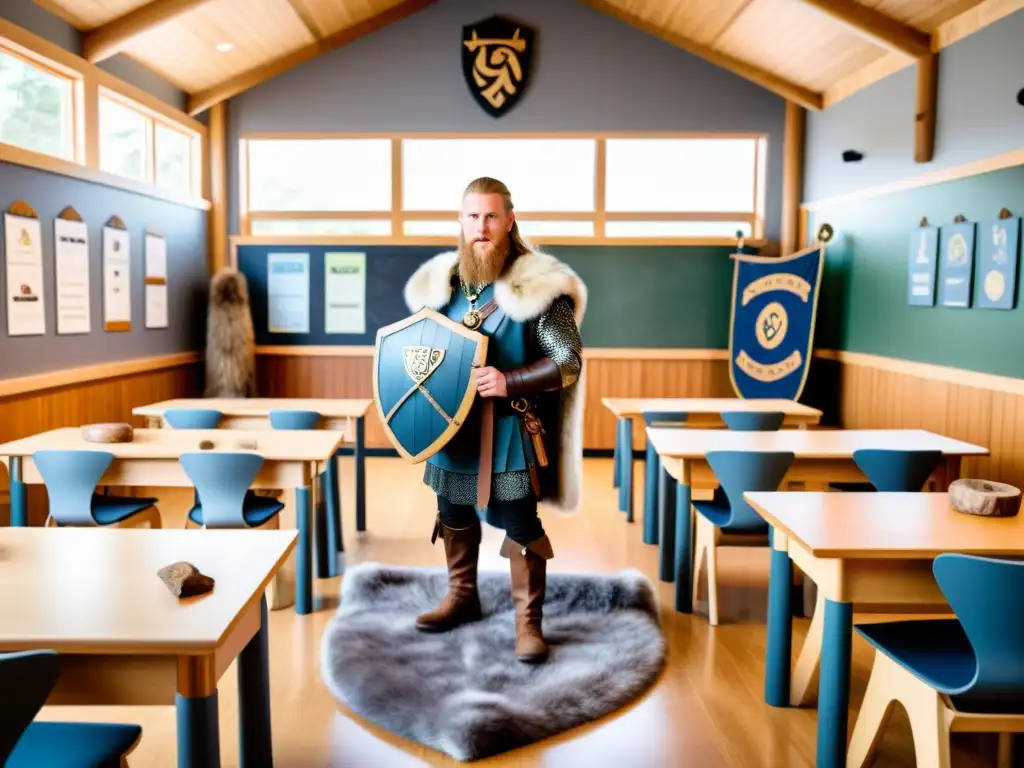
xmin=907 ymin=223 xmax=938 ymax=306
xmin=144 ymin=232 xmax=168 ymax=329
xmin=102 ymin=219 xmax=132 ymax=331
xmin=3 ymin=211 xmax=46 ymax=336
xmin=268 ymin=252 xmax=310 ymax=333
xmin=937 ymin=218 xmax=976 ymax=308
xmin=974 ymin=213 xmax=1021 ymax=310
xmin=54 ymin=215 xmax=91 ymax=335
xmin=325 ymin=251 xmax=366 ymax=334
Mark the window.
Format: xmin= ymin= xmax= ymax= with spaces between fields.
xmin=98 ymin=88 xmax=199 ymax=195
xmin=240 ymin=134 xmax=765 ymax=244
xmin=0 ymin=47 xmax=75 ymax=160
xmin=247 ymin=138 xmax=391 ymax=212
xmin=401 ymin=138 xmax=596 ymax=212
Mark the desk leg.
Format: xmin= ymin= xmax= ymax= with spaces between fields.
xmin=643 ymin=438 xmax=659 ymax=545
xmin=325 ymin=450 xmax=343 ymax=568
xmin=764 ymin=527 xmax=793 ymax=707
xmin=657 ymin=466 xmax=675 ymax=582
xmin=314 ymin=472 xmax=329 ymax=580
xmin=295 ymin=485 xmax=312 ymax=615
xmin=817 ymin=599 xmax=853 ymax=768
xmin=613 ymin=418 xmax=621 ymax=489
xmin=673 ymin=466 xmax=692 ymax=613
xmin=622 ymin=418 xmax=635 ymax=521
xmin=9 ymin=456 xmax=26 ymax=527
xmin=176 ymin=658 xmax=221 ymax=768
xmin=238 ymin=595 xmax=273 ymax=767
xmin=355 ymin=416 xmax=366 ymax=533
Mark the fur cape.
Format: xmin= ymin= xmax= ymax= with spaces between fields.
xmin=204 ymin=268 xmax=257 ymax=398
xmin=403 ymin=248 xmax=588 ymax=514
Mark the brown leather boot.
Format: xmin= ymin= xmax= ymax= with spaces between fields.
xmin=416 ymin=516 xmax=482 ymax=632
xmin=501 ymin=534 xmax=554 ymax=663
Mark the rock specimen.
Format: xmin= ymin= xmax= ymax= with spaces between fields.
xmin=82 ymin=423 xmax=133 ymax=443
xmin=158 ymin=561 xmax=215 ymax=597
xmin=948 ymin=478 xmax=1021 ymax=518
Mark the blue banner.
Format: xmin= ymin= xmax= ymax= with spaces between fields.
xmin=729 ymin=243 xmax=825 ymax=400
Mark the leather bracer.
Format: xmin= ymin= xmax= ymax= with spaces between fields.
xmin=505 ymin=357 xmax=563 ymax=397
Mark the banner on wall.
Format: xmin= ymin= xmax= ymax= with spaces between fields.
xmin=728 ymin=229 xmax=830 ymax=400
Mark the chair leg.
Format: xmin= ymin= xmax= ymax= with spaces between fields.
xmin=847 ymin=652 xmax=898 ymax=767
xmin=691 ymin=517 xmax=707 ymax=609
xmin=790 ymin=590 xmax=826 ymax=706
xmin=706 ymin=526 xmax=719 ymax=626
xmin=903 ymin=676 xmax=953 ymax=768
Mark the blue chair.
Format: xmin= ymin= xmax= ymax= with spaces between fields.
xmin=0 ymin=649 xmax=141 ymax=767
xmin=33 ymin=450 xmax=160 ymax=528
xmin=829 ymin=448 xmax=946 ymax=493
xmin=722 ymin=411 xmax=785 ymax=431
xmin=847 ymin=553 xmax=1024 ymax=767
xmin=691 ymin=450 xmax=795 ymax=625
xmin=268 ymin=409 xmax=343 ymax=577
xmin=641 ymin=411 xmax=688 ymax=547
xmin=178 ymin=452 xmax=284 ymax=529
xmin=162 ymin=408 xmax=222 ymax=429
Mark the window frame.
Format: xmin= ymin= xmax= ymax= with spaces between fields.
xmin=0 ymin=21 xmax=208 ymax=209
xmin=238 ymin=131 xmax=768 ymax=247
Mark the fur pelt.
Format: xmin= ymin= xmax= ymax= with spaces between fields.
xmin=320 ymin=562 xmax=666 ymax=762
xmin=403 ymin=249 xmax=588 ymax=514
xmin=204 ymin=268 xmax=257 ymax=398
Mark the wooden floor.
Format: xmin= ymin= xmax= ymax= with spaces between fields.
xmin=38 ymin=457 xmax=1007 ymax=767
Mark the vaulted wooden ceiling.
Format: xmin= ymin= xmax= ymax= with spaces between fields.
xmin=30 ymin=0 xmax=1015 ymax=116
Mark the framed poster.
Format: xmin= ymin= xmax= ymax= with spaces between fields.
xmin=937 ymin=219 xmax=976 ymax=308
xmin=974 ymin=214 xmax=1021 ymax=310
xmin=907 ymin=224 xmax=938 ymax=306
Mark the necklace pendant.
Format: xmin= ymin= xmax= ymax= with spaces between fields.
xmin=462 ymin=309 xmax=482 ymax=330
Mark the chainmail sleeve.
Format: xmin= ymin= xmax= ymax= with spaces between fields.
xmin=536 ymin=295 xmax=583 ymax=387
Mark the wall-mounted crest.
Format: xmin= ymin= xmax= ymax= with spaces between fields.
xmin=461 ymin=15 xmax=535 ymax=118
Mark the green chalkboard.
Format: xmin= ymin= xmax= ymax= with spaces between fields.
xmin=808 ymin=164 xmax=1024 ymax=378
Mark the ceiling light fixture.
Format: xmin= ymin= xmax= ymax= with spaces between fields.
xmin=215 ymin=42 xmax=234 ymax=52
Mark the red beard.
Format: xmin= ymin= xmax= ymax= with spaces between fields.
xmin=458 ymin=235 xmax=508 ymax=287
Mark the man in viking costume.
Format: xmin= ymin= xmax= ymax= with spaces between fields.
xmin=401 ymin=176 xmax=587 ymax=663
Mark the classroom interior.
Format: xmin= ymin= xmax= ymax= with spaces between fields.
xmin=1 ymin=0 xmax=1023 ymax=765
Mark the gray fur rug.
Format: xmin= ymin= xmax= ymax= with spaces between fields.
xmin=319 ymin=562 xmax=667 ymax=762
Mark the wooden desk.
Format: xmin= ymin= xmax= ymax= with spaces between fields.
xmin=602 ymin=397 xmax=822 ymax=523
xmin=744 ymin=491 xmax=1024 ymax=768
xmin=646 ymin=428 xmax=989 ymax=614
xmin=134 ymin=397 xmax=372 ymax=535
xmin=0 ymin=427 xmax=342 ymax=615
xmin=0 ymin=527 xmax=297 ymax=768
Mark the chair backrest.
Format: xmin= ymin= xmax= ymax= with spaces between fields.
xmin=642 ymin=411 xmax=688 ymax=427
xmin=933 ymin=553 xmax=1024 ymax=699
xmin=722 ymin=411 xmax=785 ymax=431
xmin=179 ymin=452 xmax=265 ymax=528
xmin=0 ymin=649 xmax=60 ymax=763
xmin=163 ymin=408 xmax=223 ymax=429
xmin=705 ymin=450 xmax=796 ymax=531
xmin=268 ymin=410 xmax=322 ymax=430
xmin=33 ymin=450 xmax=114 ymax=526
xmin=852 ymin=449 xmax=945 ymax=491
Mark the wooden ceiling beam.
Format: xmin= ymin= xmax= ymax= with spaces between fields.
xmin=186 ymin=0 xmax=437 ymax=116
xmin=580 ymin=0 xmax=823 ymax=110
xmin=83 ymin=0 xmax=217 ymax=63
xmin=914 ymin=52 xmax=938 ymax=162
xmin=795 ymin=0 xmax=931 ymax=58
xmin=284 ymin=0 xmax=325 ymax=40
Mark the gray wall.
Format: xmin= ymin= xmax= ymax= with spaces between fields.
xmin=227 ymin=0 xmax=787 ymax=239
xmin=1 ymin=0 xmax=188 ymax=111
xmin=804 ymin=9 xmax=1024 ymax=202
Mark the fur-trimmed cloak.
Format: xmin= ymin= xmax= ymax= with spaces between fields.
xmin=403 ymin=248 xmax=587 ymax=514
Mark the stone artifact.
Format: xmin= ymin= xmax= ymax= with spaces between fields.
xmin=158 ymin=561 xmax=215 ymax=597
xmin=81 ymin=423 xmax=133 ymax=443
xmin=948 ymin=478 xmax=1021 ymax=517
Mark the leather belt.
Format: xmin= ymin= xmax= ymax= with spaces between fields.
xmin=473 ymin=299 xmax=500 ymax=509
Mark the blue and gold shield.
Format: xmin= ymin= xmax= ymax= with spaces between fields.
xmin=373 ymin=308 xmax=489 ymax=463
xmin=728 ymin=241 xmax=826 ymax=400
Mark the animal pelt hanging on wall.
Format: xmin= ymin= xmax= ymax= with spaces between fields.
xmin=204 ymin=268 xmax=257 ymax=398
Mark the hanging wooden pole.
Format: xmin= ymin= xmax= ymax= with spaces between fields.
xmin=781 ymin=100 xmax=805 ymax=254
xmin=914 ymin=51 xmax=938 ymax=163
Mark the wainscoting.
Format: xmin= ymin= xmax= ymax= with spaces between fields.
xmin=254 ymin=347 xmax=735 ymax=452
xmin=821 ymin=349 xmax=1024 ymax=491
xmin=0 ymin=352 xmax=203 ymax=524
